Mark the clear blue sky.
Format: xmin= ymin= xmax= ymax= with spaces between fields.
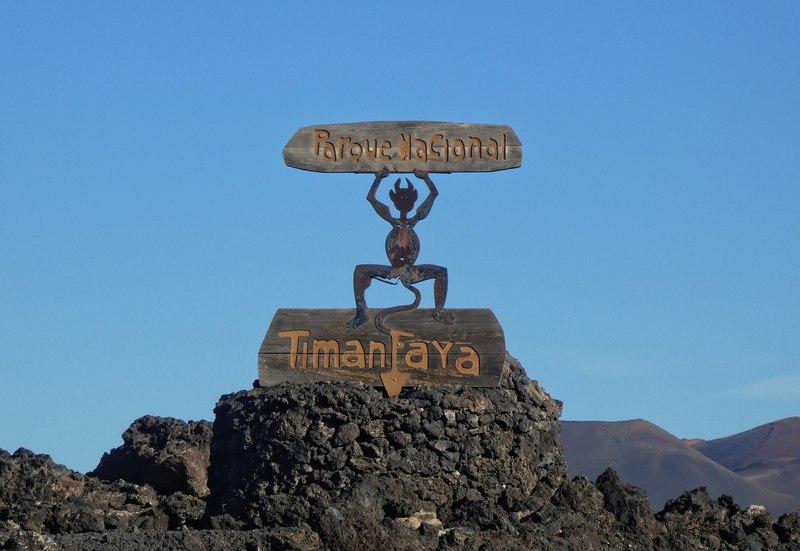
xmin=2 ymin=3 xmax=798 ymax=474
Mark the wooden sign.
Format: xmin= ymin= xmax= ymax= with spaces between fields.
xmin=283 ymin=121 xmax=522 ymax=174
xmin=259 ymin=308 xmax=506 ymax=397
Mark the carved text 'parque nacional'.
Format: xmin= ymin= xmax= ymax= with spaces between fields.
xmin=312 ymin=129 xmax=508 ymax=165
xmin=283 ymin=121 xmax=522 ymax=173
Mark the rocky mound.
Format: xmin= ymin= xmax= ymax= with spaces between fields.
xmin=0 ymin=448 xmax=168 ymax=534
xmin=1 ymin=354 xmax=799 ymax=550
xmin=205 ymin=353 xmax=564 ymax=535
xmin=90 ymin=415 xmax=212 ymax=498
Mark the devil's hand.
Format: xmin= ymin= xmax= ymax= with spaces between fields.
xmin=377 ymin=167 xmax=390 ymax=179
xmin=413 ymin=168 xmax=428 ymax=179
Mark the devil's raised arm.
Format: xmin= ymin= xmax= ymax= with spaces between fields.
xmin=367 ymin=167 xmax=394 ymax=224
xmin=411 ymin=169 xmax=437 ymax=225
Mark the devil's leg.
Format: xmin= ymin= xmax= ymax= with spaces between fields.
xmin=347 ymin=264 xmax=391 ymax=332
xmin=415 ymin=264 xmax=455 ymax=325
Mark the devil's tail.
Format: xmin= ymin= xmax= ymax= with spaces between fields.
xmin=375 ymin=283 xmax=421 ymax=335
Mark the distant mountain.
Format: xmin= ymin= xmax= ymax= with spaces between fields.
xmin=560 ymin=419 xmax=799 ymax=515
xmin=690 ymin=417 xmax=800 ymax=503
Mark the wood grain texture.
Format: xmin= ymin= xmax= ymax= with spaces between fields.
xmin=258 ymin=308 xmax=505 ymax=388
xmin=283 ymin=121 xmax=522 ymax=173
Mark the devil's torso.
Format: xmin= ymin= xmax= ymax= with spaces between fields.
xmin=386 ymin=221 xmax=420 ymax=270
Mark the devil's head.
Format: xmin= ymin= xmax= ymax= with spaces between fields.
xmin=389 ymin=178 xmax=418 ymax=214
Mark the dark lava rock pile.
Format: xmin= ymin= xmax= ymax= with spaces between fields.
xmin=1 ymin=355 xmax=799 ymax=550
xmin=205 ymin=353 xmax=563 ymax=536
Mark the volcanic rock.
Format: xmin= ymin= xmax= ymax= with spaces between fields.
xmin=2 ymin=353 xmax=800 ymax=550
xmin=0 ymin=448 xmax=167 ymax=534
xmin=89 ymin=415 xmax=212 ymax=498
xmin=205 ymin=354 xmax=565 ymax=533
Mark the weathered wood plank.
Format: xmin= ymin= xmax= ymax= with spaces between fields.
xmin=283 ymin=121 xmax=522 ymax=174
xmin=258 ymin=308 xmax=506 ymax=391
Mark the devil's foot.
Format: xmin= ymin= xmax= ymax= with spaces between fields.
xmin=346 ymin=312 xmax=369 ymax=333
xmin=375 ymin=315 xmax=390 ymax=334
xmin=432 ymin=310 xmax=456 ymax=325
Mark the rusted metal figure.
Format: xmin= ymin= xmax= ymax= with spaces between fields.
xmin=347 ymin=167 xmax=455 ymax=333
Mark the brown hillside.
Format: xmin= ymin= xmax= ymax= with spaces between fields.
xmin=561 ymin=419 xmax=798 ymax=515
xmin=691 ymin=417 xmax=800 ymax=504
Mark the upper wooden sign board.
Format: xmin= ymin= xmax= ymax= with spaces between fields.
xmin=283 ymin=121 xmax=522 ymax=173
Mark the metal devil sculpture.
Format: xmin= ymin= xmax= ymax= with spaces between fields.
xmin=348 ymin=167 xmax=454 ymax=334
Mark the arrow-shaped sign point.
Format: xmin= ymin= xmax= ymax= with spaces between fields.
xmin=380 ymin=366 xmax=410 ymax=399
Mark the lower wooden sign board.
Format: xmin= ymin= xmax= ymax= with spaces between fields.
xmin=258 ymin=308 xmax=505 ymax=397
